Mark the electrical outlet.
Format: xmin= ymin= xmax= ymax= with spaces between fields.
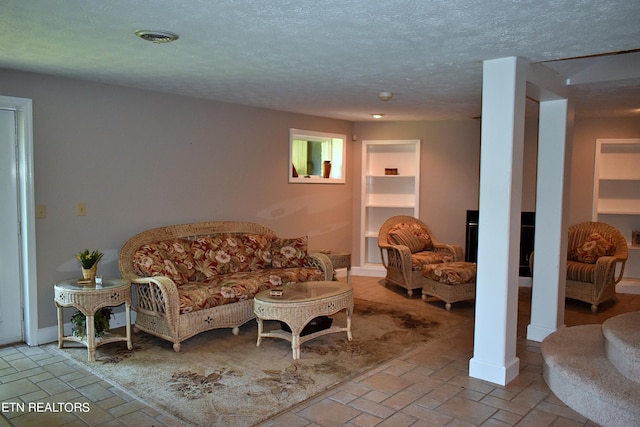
xmin=36 ymin=204 xmax=46 ymax=219
xmin=77 ymin=202 xmax=86 ymax=216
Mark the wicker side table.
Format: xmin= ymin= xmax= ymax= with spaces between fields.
xmin=54 ymin=276 xmax=132 ymax=361
xmin=316 ymin=251 xmax=351 ymax=283
xmin=254 ymin=281 xmax=354 ymax=359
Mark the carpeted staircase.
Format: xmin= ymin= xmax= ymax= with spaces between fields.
xmin=541 ymin=311 xmax=640 ymax=427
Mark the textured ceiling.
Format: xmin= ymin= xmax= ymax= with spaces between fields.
xmin=1 ymin=1 xmax=639 ymax=121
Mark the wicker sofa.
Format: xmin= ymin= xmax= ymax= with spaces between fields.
xmin=118 ymin=221 xmax=333 ymax=352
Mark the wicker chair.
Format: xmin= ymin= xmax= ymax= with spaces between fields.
xmin=378 ymin=215 xmax=464 ymax=296
xmin=531 ymin=221 xmax=628 ymax=312
xmin=567 ymin=222 xmax=628 ymax=312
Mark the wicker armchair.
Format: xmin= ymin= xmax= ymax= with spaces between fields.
xmin=531 ymin=221 xmax=628 ymax=312
xmin=567 ymin=222 xmax=628 ymax=312
xmin=378 ymin=215 xmax=464 ymax=296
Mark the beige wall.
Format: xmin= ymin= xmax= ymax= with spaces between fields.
xmin=1 ymin=67 xmax=638 ymax=332
xmin=0 ymin=69 xmax=354 ymax=329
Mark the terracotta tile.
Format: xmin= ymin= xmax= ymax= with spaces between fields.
xmin=401 ymin=402 xmax=454 ymax=424
xmin=376 ymin=411 xmax=419 ymax=427
xmin=436 ymin=396 xmax=498 ymax=424
xmin=381 ymin=389 xmax=422 ymax=410
xmin=491 ymin=408 xmax=523 ymax=425
xmin=361 ymin=372 xmax=413 ymax=394
xmin=348 ymin=397 xmax=396 ymax=419
xmin=297 ymin=399 xmax=361 ymax=425
xmin=348 ymin=412 xmax=383 ymax=427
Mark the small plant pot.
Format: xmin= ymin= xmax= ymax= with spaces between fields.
xmin=82 ymin=264 xmax=97 ymax=282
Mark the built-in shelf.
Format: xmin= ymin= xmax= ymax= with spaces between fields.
xmin=593 ymin=138 xmax=640 ymax=286
xmin=359 ymin=139 xmax=420 ymax=275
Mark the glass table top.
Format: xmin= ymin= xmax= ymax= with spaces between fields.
xmin=55 ymin=276 xmax=130 ymax=292
xmin=255 ymin=281 xmax=351 ymax=303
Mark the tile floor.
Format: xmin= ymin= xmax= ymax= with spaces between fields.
xmin=2 ymin=275 xmax=638 ymax=426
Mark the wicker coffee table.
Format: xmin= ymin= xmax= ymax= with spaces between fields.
xmin=253 ymin=281 xmax=353 ymax=359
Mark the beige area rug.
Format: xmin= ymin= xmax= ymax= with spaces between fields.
xmin=51 ymin=298 xmax=457 ymax=427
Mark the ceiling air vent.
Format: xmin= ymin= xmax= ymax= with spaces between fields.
xmin=134 ymin=30 xmax=179 ymax=44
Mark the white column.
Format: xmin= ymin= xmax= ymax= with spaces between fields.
xmin=469 ymin=57 xmax=525 ymax=386
xmin=527 ymin=98 xmax=572 ymax=341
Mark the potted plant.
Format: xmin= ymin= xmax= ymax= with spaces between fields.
xmin=70 ymin=307 xmax=113 ymax=338
xmin=76 ymin=249 xmax=104 ymax=281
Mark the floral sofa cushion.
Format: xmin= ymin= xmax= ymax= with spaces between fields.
xmin=132 ymin=238 xmax=195 ymax=285
xmin=177 ymin=267 xmax=324 ymax=314
xmin=191 ymin=234 xmax=250 ymax=277
xmin=388 ymin=223 xmax=434 ymax=252
xmin=411 ymin=251 xmax=454 ymax=270
xmin=570 ymin=232 xmax=616 ymax=264
xmin=422 ymin=262 xmax=477 ymax=285
xmin=271 ymin=236 xmax=309 ymax=268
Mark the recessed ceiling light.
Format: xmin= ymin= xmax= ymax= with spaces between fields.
xmin=378 ymin=91 xmax=393 ymax=101
xmin=371 ymin=114 xmax=384 ymax=119
xmin=135 ymin=30 xmax=179 ymax=44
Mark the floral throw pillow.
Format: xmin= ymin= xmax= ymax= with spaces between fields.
xmin=271 ymin=236 xmax=309 ymax=268
xmin=388 ymin=223 xmax=433 ymax=252
xmin=191 ymin=234 xmax=249 ymax=277
xmin=132 ymin=239 xmax=195 ymax=285
xmin=572 ymin=233 xmax=616 ymax=264
xmin=242 ymin=234 xmax=275 ymax=270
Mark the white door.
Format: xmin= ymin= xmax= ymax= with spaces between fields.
xmin=0 ymin=108 xmax=23 ymax=345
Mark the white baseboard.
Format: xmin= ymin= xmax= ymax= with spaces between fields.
xmin=616 ymin=279 xmax=640 ymax=295
xmin=352 ymin=266 xmax=386 ymax=277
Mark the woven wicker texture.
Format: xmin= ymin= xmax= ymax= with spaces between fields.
xmin=377 ymin=215 xmax=464 ymax=296
xmin=118 ymin=221 xmax=333 ymax=352
xmin=54 ymin=277 xmax=132 ymax=361
xmin=254 ymin=281 xmax=354 ymax=359
xmin=531 ymin=221 xmax=628 ymax=312
xmin=567 ymin=222 xmax=628 ymax=312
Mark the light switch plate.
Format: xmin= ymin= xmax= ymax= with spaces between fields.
xmin=36 ymin=204 xmax=46 ymax=219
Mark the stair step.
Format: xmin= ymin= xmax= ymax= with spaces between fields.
xmin=541 ymin=324 xmax=640 ymax=427
xmin=603 ymin=311 xmax=640 ymax=383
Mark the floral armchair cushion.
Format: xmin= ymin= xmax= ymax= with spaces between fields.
xmin=566 ymin=261 xmax=595 ymax=282
xmin=191 ymin=234 xmax=250 ymax=278
xmin=271 ymin=236 xmax=309 ymax=268
xmin=388 ymin=223 xmax=434 ymax=253
xmin=132 ymin=239 xmax=196 ymax=285
xmin=411 ymin=251 xmax=454 ymax=270
xmin=570 ymin=233 xmax=615 ymax=264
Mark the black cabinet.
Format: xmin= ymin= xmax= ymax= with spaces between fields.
xmin=465 ymin=210 xmax=535 ymax=277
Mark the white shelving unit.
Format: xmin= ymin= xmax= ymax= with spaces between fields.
xmin=359 ymin=139 xmax=420 ymax=276
xmin=593 ymin=138 xmax=640 ymax=294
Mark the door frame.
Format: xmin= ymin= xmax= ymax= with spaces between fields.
xmin=0 ymin=95 xmax=38 ymax=346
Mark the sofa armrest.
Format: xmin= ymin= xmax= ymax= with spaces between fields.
xmin=130 ymin=276 xmax=180 ymax=334
xmin=307 ymin=252 xmax=334 ymax=281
